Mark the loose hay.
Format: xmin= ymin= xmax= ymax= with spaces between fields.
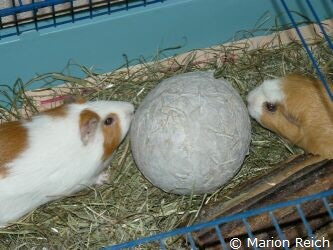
xmin=0 ymin=30 xmax=332 ymax=249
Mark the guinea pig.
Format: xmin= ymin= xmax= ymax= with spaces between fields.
xmin=0 ymin=98 xmax=134 ymax=227
xmin=247 ymin=73 xmax=333 ymax=159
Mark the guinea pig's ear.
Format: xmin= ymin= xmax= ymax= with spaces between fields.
xmin=79 ymin=109 xmax=100 ymax=145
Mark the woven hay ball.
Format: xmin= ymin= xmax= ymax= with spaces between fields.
xmin=130 ymin=71 xmax=251 ymax=194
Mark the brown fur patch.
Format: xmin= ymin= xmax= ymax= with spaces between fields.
xmin=0 ymin=121 xmax=28 ymax=178
xmin=0 ymin=167 xmax=9 ymax=179
xmin=102 ymin=113 xmax=121 ymax=161
xmin=64 ymin=96 xmax=87 ymax=105
xmin=265 ymin=73 xmax=333 ymax=158
xmin=80 ymin=109 xmax=101 ymax=128
xmin=74 ymin=97 xmax=87 ymax=104
xmin=43 ymin=104 xmax=68 ymax=118
xmin=261 ymin=104 xmax=303 ymax=145
xmin=79 ymin=109 xmax=101 ymax=145
xmin=43 ymin=96 xmax=86 ymax=118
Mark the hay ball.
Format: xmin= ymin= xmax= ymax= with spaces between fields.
xmin=130 ymin=71 xmax=251 ymax=194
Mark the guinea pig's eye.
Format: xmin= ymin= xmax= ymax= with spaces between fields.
xmin=265 ymin=102 xmax=277 ymax=112
xmin=104 ymin=117 xmax=114 ymax=126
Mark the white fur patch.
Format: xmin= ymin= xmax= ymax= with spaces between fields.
xmin=247 ymin=79 xmax=284 ymax=122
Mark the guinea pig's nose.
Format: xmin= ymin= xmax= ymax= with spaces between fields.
xmin=129 ymin=111 xmax=134 ymax=118
xmin=127 ymin=109 xmax=135 ymax=119
xmin=246 ymin=99 xmax=251 ymax=108
xmin=130 ymin=107 xmax=135 ymax=115
xmin=246 ymin=96 xmax=254 ymax=108
xmin=124 ymin=104 xmax=135 ymax=117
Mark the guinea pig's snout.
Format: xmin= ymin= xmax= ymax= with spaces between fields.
xmin=127 ymin=104 xmax=135 ymax=120
xmin=246 ymin=95 xmax=254 ymax=111
xmin=121 ymin=104 xmax=135 ymax=129
xmin=246 ymin=99 xmax=251 ymax=109
xmin=127 ymin=110 xmax=134 ymax=122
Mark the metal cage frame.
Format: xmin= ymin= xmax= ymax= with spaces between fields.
xmin=0 ymin=0 xmax=164 ymax=39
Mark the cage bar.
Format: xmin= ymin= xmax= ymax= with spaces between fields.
xmin=322 ymin=197 xmax=333 ymax=220
xmin=159 ymin=239 xmax=167 ymax=250
xmin=186 ymin=233 xmax=197 ymax=250
xmin=280 ymin=0 xmax=333 ymax=101
xmin=0 ymin=0 xmax=165 ymax=40
xmin=268 ymin=211 xmax=289 ymax=250
xmin=242 ymin=218 xmax=259 ymax=250
xmin=305 ymin=0 xmax=333 ymax=50
xmin=214 ymin=225 xmax=229 ymax=250
xmin=296 ymin=204 xmax=319 ymax=250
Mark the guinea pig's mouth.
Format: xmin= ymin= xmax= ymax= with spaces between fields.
xmin=128 ymin=106 xmax=135 ymax=117
xmin=127 ymin=113 xmax=134 ymax=124
xmin=246 ymin=99 xmax=254 ymax=114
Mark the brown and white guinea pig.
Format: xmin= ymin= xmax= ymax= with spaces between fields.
xmin=247 ymin=73 xmax=333 ymax=159
xmin=0 ymin=98 xmax=134 ymax=227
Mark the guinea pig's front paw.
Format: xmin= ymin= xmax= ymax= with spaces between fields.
xmin=95 ymin=172 xmax=111 ymax=185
